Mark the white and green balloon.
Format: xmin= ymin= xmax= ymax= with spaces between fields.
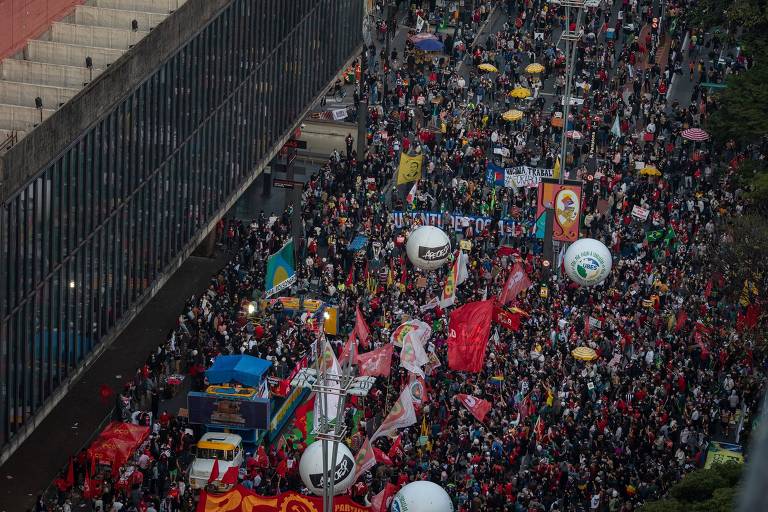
xmin=563 ymin=238 xmax=612 ymax=286
xmin=391 ymin=481 xmax=454 ymax=512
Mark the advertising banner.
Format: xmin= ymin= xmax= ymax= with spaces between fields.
xmin=536 ymin=178 xmax=583 ymax=242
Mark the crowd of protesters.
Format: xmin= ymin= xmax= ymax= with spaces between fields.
xmin=41 ymin=0 xmax=767 ymax=511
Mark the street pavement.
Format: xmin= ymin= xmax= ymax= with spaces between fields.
xmin=0 ymin=255 xmax=225 ymax=511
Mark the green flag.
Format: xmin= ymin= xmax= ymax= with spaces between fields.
xmin=265 ymin=239 xmax=296 ymax=297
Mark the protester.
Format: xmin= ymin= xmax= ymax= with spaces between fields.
xmin=45 ymin=0 xmax=765 ymax=511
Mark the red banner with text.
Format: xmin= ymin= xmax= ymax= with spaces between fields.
xmin=198 ymin=487 xmax=369 ymax=512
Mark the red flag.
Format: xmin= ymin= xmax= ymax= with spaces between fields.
xmin=346 ymin=264 xmax=354 ymax=287
xmin=387 ymin=434 xmax=403 ymax=459
xmin=371 ymin=483 xmax=398 ymax=512
xmin=704 ymin=279 xmax=713 ymax=298
xmin=493 ymin=303 xmax=522 ymax=332
xmin=584 ymin=315 xmax=591 ymax=338
xmin=354 ymin=306 xmax=371 ymax=348
xmin=221 ymin=465 xmax=239 ymax=485
xmin=208 ymin=458 xmax=220 ymax=483
xmin=456 ymin=394 xmax=492 ymax=422
xmin=293 ymin=394 xmax=316 ymax=438
xmin=746 ymin=304 xmax=761 ymax=329
xmin=65 ymin=458 xmax=75 ymax=489
xmin=447 ymin=300 xmax=495 ymax=372
xmin=340 ymin=333 xmax=358 ymax=365
xmin=675 ymin=309 xmax=688 ymax=332
xmin=373 ymin=447 xmax=393 ymax=465
xmin=82 ymin=470 xmax=95 ymax=499
xmin=276 ymin=459 xmax=288 ymax=478
xmin=357 ymin=343 xmax=394 ymax=377
xmin=499 ymin=263 xmax=531 ymax=304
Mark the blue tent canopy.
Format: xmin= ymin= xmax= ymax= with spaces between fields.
xmin=415 ymin=38 xmax=443 ymax=52
xmin=205 ymin=355 xmax=272 ymax=388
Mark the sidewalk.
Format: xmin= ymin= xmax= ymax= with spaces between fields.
xmin=0 ymin=254 xmax=225 ymax=511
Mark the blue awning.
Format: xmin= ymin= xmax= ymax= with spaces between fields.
xmin=205 ymin=355 xmax=272 ymax=388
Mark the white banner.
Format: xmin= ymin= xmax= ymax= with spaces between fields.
xmin=487 ymin=164 xmax=554 ymax=189
xmin=631 ymin=205 xmax=650 ymax=221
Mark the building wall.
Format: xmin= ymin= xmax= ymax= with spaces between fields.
xmin=0 ymin=0 xmax=363 ymax=450
xmin=0 ymin=0 xmax=85 ymax=60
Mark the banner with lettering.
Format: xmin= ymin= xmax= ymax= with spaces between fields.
xmin=486 ymin=162 xmax=554 ymax=189
xmin=390 ymin=210 xmax=534 ymax=236
xmin=197 ymin=487 xmax=369 ymax=512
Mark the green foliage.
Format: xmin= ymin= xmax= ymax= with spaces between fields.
xmin=746 ymin=167 xmax=768 ymax=209
xmin=640 ymin=499 xmax=683 ymax=512
xmin=640 ymin=464 xmax=743 ymax=512
xmin=688 ymin=0 xmax=768 ymax=32
xmin=710 ymin=213 xmax=768 ymax=302
xmin=707 ymin=60 xmax=768 ymax=148
xmin=725 ymin=0 xmax=768 ymax=30
xmin=669 ymin=468 xmax=726 ymax=502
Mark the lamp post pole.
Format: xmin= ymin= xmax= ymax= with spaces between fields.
xmin=548 ymin=0 xmax=589 ymax=274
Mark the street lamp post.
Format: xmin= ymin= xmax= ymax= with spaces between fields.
xmin=291 ymin=335 xmax=376 ymax=511
xmin=546 ymin=0 xmax=592 ymax=273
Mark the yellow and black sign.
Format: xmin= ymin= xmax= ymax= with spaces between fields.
xmin=397 ymin=153 xmax=423 ymax=185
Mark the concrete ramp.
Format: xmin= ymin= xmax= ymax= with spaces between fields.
xmin=0 ymin=0 xmax=186 ymax=151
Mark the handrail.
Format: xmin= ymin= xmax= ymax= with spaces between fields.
xmin=0 ymin=131 xmax=18 ymax=154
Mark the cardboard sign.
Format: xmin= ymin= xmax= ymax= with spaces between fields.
xmin=631 ymin=205 xmax=650 ymax=221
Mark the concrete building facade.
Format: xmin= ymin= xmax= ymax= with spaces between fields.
xmin=0 ymin=0 xmax=364 ymax=461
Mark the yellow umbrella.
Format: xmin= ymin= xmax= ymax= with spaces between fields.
xmin=639 ymin=166 xmax=661 ymax=177
xmin=478 ymin=63 xmax=498 ymax=72
xmin=509 ymin=87 xmax=531 ymax=99
xmin=502 ymin=109 xmax=524 ymax=122
xmin=571 ymin=346 xmax=598 ymax=361
xmin=525 ymin=63 xmax=545 ymax=73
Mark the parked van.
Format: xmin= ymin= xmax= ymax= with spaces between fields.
xmin=189 ymin=433 xmax=244 ymax=490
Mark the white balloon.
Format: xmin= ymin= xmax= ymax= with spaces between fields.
xmin=391 ymin=481 xmax=454 ymax=512
xmin=298 ymin=441 xmax=356 ymax=495
xmin=563 ymin=238 xmax=613 ymax=286
xmin=405 ymin=226 xmax=451 ymax=270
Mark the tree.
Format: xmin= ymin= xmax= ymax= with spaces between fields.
xmin=640 ymin=463 xmax=743 ymax=512
xmin=706 ymin=61 xmax=768 ymax=148
xmin=709 ymin=213 xmax=768 ymax=302
xmin=687 ymin=0 xmax=768 ymax=36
